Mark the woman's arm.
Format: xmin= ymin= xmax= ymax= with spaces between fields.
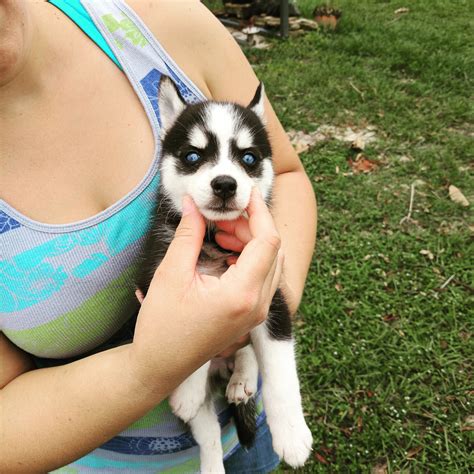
xmin=0 ymin=336 xmax=163 ymax=473
xmin=1 ymin=194 xmax=282 ymax=473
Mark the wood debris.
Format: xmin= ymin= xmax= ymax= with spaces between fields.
xmin=286 ymin=125 xmax=377 ymax=154
xmin=253 ymin=15 xmax=319 ymax=30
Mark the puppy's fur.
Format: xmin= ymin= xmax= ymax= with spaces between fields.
xmin=136 ymin=76 xmax=312 ymax=472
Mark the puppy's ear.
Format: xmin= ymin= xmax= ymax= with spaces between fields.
xmin=158 ymin=76 xmax=186 ymax=131
xmin=248 ymin=82 xmax=266 ymax=124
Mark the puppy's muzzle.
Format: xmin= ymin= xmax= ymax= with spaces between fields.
xmin=211 ymin=175 xmax=237 ymax=200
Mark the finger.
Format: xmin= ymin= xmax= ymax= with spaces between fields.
xmin=215 ymin=217 xmax=252 ymax=244
xmin=263 ymin=249 xmax=284 ymax=304
xmin=215 ymin=231 xmax=245 ymax=252
xmin=260 ymin=248 xmax=281 ymax=304
xmin=246 ymin=187 xmax=278 ymax=240
xmin=135 ymin=289 xmax=145 ymax=304
xmin=159 ymin=196 xmax=206 ymax=278
xmin=226 ymin=256 xmax=238 ymax=266
xmin=229 ymin=191 xmax=280 ymax=287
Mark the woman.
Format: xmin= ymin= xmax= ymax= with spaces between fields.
xmin=0 ymin=0 xmax=316 ymax=472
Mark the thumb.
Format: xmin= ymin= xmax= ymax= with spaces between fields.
xmin=159 ymin=196 xmax=206 ymax=278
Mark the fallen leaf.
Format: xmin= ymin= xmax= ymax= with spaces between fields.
xmin=398 ymin=155 xmax=412 ymax=163
xmin=357 ymin=416 xmax=363 ymax=432
xmin=382 ymin=314 xmax=398 ymax=323
xmin=335 ymin=283 xmax=343 ymax=292
xmin=420 ymin=249 xmax=434 ymax=260
xmin=340 ymin=427 xmax=353 ymax=438
xmin=406 ymin=446 xmax=423 ymax=458
xmin=395 ymin=7 xmax=410 ymax=14
xmin=460 ymin=415 xmax=474 ymax=432
xmin=371 ymin=464 xmax=388 ymax=474
xmin=315 ymin=452 xmax=330 ymax=464
xmin=320 ymin=446 xmax=334 ymax=456
xmin=348 ymin=154 xmax=380 ymax=173
xmin=449 ymin=185 xmax=470 ymax=207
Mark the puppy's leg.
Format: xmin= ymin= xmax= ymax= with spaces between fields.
xmin=250 ymin=291 xmax=313 ymax=467
xmin=189 ymin=400 xmax=225 ymax=474
xmin=169 ymin=361 xmax=210 ymax=423
xmin=226 ymin=345 xmax=258 ymax=405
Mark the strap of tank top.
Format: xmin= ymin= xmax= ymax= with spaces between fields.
xmin=81 ymin=0 xmax=206 ymax=131
xmin=48 ymin=0 xmax=122 ymax=69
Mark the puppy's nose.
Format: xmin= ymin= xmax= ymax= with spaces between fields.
xmin=211 ymin=175 xmax=237 ymax=200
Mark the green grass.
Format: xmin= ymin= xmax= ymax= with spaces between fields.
xmin=206 ymin=1 xmax=473 ymax=471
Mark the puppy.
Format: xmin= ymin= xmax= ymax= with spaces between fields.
xmin=136 ymin=76 xmax=312 ymax=472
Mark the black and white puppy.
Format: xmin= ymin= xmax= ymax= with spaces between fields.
xmin=136 ymin=76 xmax=312 ymax=472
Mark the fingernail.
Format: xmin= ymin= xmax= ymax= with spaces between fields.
xmin=182 ymin=196 xmax=193 ymax=216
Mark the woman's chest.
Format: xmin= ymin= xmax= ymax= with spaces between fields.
xmin=0 ymin=51 xmax=155 ymax=225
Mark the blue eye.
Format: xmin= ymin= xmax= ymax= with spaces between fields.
xmin=185 ymin=152 xmax=201 ymax=163
xmin=242 ymin=153 xmax=257 ymax=166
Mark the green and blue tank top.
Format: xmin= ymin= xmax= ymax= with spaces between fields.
xmin=0 ymin=1 xmax=264 ymax=472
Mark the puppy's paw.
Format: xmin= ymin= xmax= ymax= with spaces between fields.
xmin=226 ymin=373 xmax=257 ymax=405
xmin=200 ymin=460 xmax=225 ymax=474
xmin=169 ymin=390 xmax=205 ymax=423
xmin=268 ymin=413 xmax=313 ymax=468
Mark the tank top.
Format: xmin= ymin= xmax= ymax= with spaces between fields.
xmin=0 ymin=1 xmax=264 ymax=471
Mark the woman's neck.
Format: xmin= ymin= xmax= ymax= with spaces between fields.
xmin=0 ymin=1 xmax=59 ymax=115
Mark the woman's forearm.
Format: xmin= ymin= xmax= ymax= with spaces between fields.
xmin=272 ymin=169 xmax=317 ymax=315
xmin=0 ymin=345 xmax=168 ymax=473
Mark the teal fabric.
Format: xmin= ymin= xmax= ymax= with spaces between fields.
xmin=48 ymin=0 xmax=122 ymax=70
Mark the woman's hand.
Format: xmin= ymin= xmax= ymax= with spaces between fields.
xmin=129 ymin=189 xmax=283 ymax=393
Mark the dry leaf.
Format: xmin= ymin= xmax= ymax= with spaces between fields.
xmin=382 ymin=314 xmax=398 ymax=323
xmin=420 ymin=249 xmax=434 ymax=260
xmin=449 ymin=185 xmax=470 ymax=207
xmin=348 ymin=154 xmax=379 ymax=173
xmin=395 ymin=7 xmax=410 ymax=14
xmin=315 ymin=452 xmax=330 ymax=465
xmin=335 ymin=283 xmax=343 ymax=292
xmin=460 ymin=415 xmax=474 ymax=432
xmin=406 ymin=446 xmax=423 ymax=458
xmin=372 ymin=464 xmax=388 ymax=474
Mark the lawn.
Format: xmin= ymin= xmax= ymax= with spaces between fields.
xmin=206 ymin=0 xmax=473 ymax=472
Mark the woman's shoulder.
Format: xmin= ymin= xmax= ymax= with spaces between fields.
xmin=125 ymin=0 xmax=258 ymax=104
xmin=126 ymin=0 xmax=219 ymax=98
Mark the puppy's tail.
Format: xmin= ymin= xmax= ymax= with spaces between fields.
xmin=231 ymin=398 xmax=257 ymax=448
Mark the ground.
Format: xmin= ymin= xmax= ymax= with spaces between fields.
xmin=206 ymin=0 xmax=473 ymax=472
